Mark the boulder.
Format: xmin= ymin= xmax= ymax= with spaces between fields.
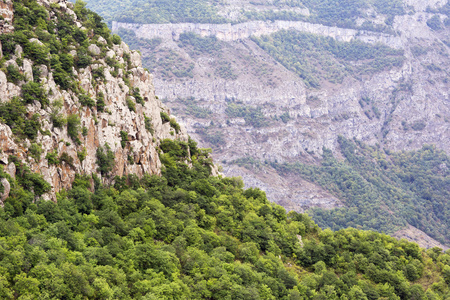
xmin=0 ymin=178 xmax=10 ymax=203
xmin=88 ymin=44 xmax=101 ymax=56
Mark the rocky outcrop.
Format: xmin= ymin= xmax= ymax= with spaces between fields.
xmin=0 ymin=0 xmax=190 ymax=201
xmin=115 ymin=0 xmax=450 ymax=213
xmin=113 ymin=20 xmax=404 ymax=49
xmin=0 ymin=178 xmax=10 ymax=203
xmin=0 ymin=0 xmax=14 ymax=34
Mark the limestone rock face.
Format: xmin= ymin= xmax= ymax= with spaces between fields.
xmin=112 ymin=20 xmax=403 ymax=49
xmin=0 ymin=0 xmax=14 ymax=34
xmin=111 ymin=0 xmax=450 ymax=212
xmin=0 ymin=0 xmax=189 ymax=201
xmin=88 ymin=44 xmax=101 ymax=56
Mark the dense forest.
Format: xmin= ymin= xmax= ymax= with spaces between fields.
xmin=1 ymin=0 xmax=450 ymax=298
xmin=268 ymin=137 xmax=450 ymax=246
xmin=1 ymin=136 xmax=450 ymax=299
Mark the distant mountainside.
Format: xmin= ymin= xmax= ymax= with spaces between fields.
xmin=0 ymin=1 xmax=450 ymax=298
xmin=80 ymin=0 xmax=450 ymax=248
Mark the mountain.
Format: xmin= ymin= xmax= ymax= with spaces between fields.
xmin=82 ymin=0 xmax=450 ymax=248
xmin=0 ymin=0 xmax=450 ymax=298
xmin=0 ymin=0 xmax=201 ymax=203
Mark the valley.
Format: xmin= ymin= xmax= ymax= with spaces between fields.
xmin=87 ymin=0 xmax=450 ymax=248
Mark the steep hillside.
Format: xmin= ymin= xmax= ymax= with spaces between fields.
xmin=0 ymin=0 xmax=193 ymax=203
xmin=0 ymin=1 xmax=450 ymax=299
xmin=82 ymin=0 xmax=450 ymax=247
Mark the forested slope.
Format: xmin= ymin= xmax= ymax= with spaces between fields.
xmin=80 ymin=0 xmax=450 ymax=250
xmin=0 ymin=0 xmax=450 ymax=299
xmin=1 ymin=138 xmax=450 ymax=299
xmin=272 ymin=137 xmax=450 ymax=246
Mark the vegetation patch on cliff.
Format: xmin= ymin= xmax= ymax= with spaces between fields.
xmin=272 ymin=137 xmax=450 ymax=246
xmin=252 ymin=30 xmax=405 ymax=87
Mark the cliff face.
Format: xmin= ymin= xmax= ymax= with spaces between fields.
xmin=0 ymin=0 xmax=14 ymax=34
xmin=111 ymin=0 xmax=450 ymax=214
xmin=0 ymin=0 xmax=189 ymax=202
xmin=112 ymin=20 xmax=403 ymax=48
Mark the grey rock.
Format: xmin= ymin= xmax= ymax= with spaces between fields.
xmin=23 ymin=59 xmax=33 ymax=82
xmin=15 ymin=45 xmax=23 ymax=57
xmin=0 ymin=0 xmax=192 ymax=201
xmin=130 ymin=51 xmax=142 ymax=68
xmin=29 ymin=38 xmax=45 ymax=47
xmin=0 ymin=178 xmax=10 ymax=204
xmin=5 ymin=163 xmax=15 ymax=179
xmin=88 ymin=44 xmax=101 ymax=56
xmin=98 ymin=36 xmax=107 ymax=45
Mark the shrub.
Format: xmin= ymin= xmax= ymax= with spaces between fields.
xmin=6 ymin=64 xmax=25 ymax=84
xmin=96 ymin=143 xmax=115 ymax=176
xmin=67 ymin=114 xmax=81 ymax=144
xmin=144 ymin=114 xmax=154 ymax=135
xmin=132 ymin=88 xmax=145 ymax=105
xmin=79 ymin=94 xmax=95 ymax=108
xmin=22 ymin=82 xmax=48 ymax=107
xmin=120 ymin=130 xmax=128 ymax=148
xmin=24 ymin=113 xmax=41 ymax=140
xmin=25 ymin=41 xmax=50 ymax=65
xmin=77 ymin=147 xmax=87 ymax=163
xmin=126 ymin=97 xmax=136 ymax=112
xmin=169 ymin=118 xmax=181 ymax=133
xmin=29 ymin=143 xmax=43 ymax=161
xmin=82 ymin=126 xmax=88 ymax=136
xmin=50 ymin=109 xmax=66 ymax=128
xmin=92 ymin=67 xmax=105 ymax=81
xmin=112 ymin=34 xmax=122 ymax=45
xmin=427 ymin=15 xmax=442 ymax=30
xmin=96 ymin=92 xmax=106 ymax=112
xmin=76 ymin=49 xmax=92 ymax=68
xmin=59 ymin=152 xmax=74 ymax=168
xmin=160 ymin=111 xmax=170 ymax=123
xmin=46 ymin=150 xmax=59 ymax=165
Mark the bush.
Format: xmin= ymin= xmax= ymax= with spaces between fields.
xmin=96 ymin=92 xmax=106 ymax=112
xmin=22 ymin=82 xmax=48 ymax=107
xmin=46 ymin=150 xmax=59 ymax=165
xmin=132 ymin=88 xmax=145 ymax=105
xmin=96 ymin=143 xmax=115 ymax=176
xmin=76 ymin=49 xmax=92 ymax=68
xmin=112 ymin=34 xmax=121 ymax=45
xmin=169 ymin=118 xmax=181 ymax=133
xmin=6 ymin=64 xmax=25 ymax=84
xmin=25 ymin=41 xmax=50 ymax=65
xmin=126 ymin=97 xmax=136 ymax=112
xmin=427 ymin=15 xmax=442 ymax=30
xmin=77 ymin=147 xmax=87 ymax=163
xmin=92 ymin=67 xmax=105 ymax=81
xmin=160 ymin=111 xmax=170 ymax=123
xmin=59 ymin=152 xmax=74 ymax=168
xmin=120 ymin=130 xmax=128 ymax=148
xmin=67 ymin=114 xmax=81 ymax=144
xmin=144 ymin=113 xmax=154 ymax=134
xmin=79 ymin=94 xmax=96 ymax=108
xmin=29 ymin=143 xmax=43 ymax=161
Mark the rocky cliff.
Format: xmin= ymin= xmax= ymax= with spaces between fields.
xmin=0 ymin=0 xmax=14 ymax=34
xmin=112 ymin=20 xmax=404 ymax=48
xmin=111 ymin=0 xmax=450 ymax=217
xmin=0 ymin=0 xmax=190 ymax=202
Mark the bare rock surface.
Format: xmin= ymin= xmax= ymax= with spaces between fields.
xmin=393 ymin=225 xmax=449 ymax=250
xmin=0 ymin=0 xmax=190 ymax=201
